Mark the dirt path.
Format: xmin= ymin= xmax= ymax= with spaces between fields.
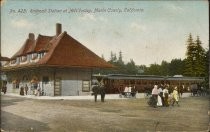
xmin=1 ymin=95 xmax=209 ymax=131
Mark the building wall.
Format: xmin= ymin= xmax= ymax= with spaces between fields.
xmin=5 ymin=68 xmax=92 ymax=96
xmin=61 ymin=80 xmax=81 ymax=96
xmin=40 ymin=81 xmax=54 ymax=96
xmin=5 ymin=69 xmax=55 ymax=96
xmin=56 ymin=69 xmax=92 ymax=96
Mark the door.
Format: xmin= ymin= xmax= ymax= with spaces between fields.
xmin=54 ymin=77 xmax=61 ymax=96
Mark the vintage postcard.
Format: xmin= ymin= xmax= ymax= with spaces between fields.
xmin=1 ymin=0 xmax=209 ymax=131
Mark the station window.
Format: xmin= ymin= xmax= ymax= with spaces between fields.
xmin=82 ymin=80 xmax=90 ymax=92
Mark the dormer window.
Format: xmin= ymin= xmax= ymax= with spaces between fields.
xmin=10 ymin=59 xmax=16 ymax=64
xmin=31 ymin=53 xmax=38 ymax=60
xmin=21 ymin=56 xmax=27 ymax=62
xmin=39 ymin=52 xmax=46 ymax=59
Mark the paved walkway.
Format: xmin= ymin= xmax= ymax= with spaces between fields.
xmin=1 ymin=92 xmax=192 ymax=100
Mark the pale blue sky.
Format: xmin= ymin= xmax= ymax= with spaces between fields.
xmin=1 ymin=0 xmax=209 ymax=66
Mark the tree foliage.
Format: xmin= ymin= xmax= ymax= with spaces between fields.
xmin=184 ymin=34 xmax=206 ymax=77
xmin=169 ymin=59 xmax=184 ymax=76
xmin=94 ymin=33 xmax=208 ymax=80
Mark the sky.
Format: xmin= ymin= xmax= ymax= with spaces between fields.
xmin=1 ymin=0 xmax=209 ymax=66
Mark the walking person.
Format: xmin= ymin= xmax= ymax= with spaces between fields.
xmin=172 ymin=86 xmax=179 ymax=106
xmin=163 ymin=86 xmax=169 ymax=107
xmin=151 ymin=85 xmax=158 ymax=108
xmin=100 ymin=85 xmax=106 ymax=102
xmin=92 ymin=83 xmax=99 ymax=102
xmin=100 ymin=80 xmax=106 ymax=102
xmin=157 ymin=85 xmax=163 ymax=107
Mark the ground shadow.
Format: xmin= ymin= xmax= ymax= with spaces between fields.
xmin=1 ymin=95 xmax=27 ymax=108
xmin=1 ymin=111 xmax=50 ymax=131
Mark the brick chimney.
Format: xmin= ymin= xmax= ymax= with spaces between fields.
xmin=28 ymin=33 xmax=35 ymax=40
xmin=56 ymin=23 xmax=62 ymax=36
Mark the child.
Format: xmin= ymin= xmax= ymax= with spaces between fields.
xmin=172 ymin=86 xmax=179 ymax=106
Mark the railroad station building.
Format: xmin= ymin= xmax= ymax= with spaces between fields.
xmin=1 ymin=23 xmax=113 ymax=96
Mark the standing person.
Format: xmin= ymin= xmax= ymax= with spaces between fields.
xmin=3 ymin=86 xmax=7 ymax=94
xmin=37 ymin=86 xmax=41 ymax=96
xmin=151 ymin=85 xmax=158 ymax=108
xmin=100 ymin=80 xmax=106 ymax=102
xmin=178 ymin=86 xmax=183 ymax=98
xmin=172 ymin=86 xmax=179 ymax=106
xmin=92 ymin=83 xmax=99 ymax=102
xmin=157 ymin=85 xmax=163 ymax=107
xmin=20 ymin=86 xmax=24 ymax=96
xmin=163 ymin=86 xmax=169 ymax=107
xmin=25 ymin=84 xmax=28 ymax=95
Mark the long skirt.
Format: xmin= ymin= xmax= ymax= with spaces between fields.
xmin=148 ymin=95 xmax=157 ymax=107
xmin=157 ymin=95 xmax=162 ymax=106
xmin=164 ymin=93 xmax=169 ymax=107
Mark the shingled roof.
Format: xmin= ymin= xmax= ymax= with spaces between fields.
xmin=34 ymin=35 xmax=54 ymax=52
xmin=5 ymin=24 xmax=114 ymax=69
xmin=11 ymin=33 xmax=35 ymax=59
xmin=38 ymin=31 xmax=113 ymax=68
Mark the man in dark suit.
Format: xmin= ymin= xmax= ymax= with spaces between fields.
xmin=99 ymin=80 xmax=106 ymax=102
xmin=100 ymin=85 xmax=106 ymax=102
xmin=92 ymin=84 xmax=99 ymax=102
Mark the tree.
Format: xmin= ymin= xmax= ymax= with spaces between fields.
xmin=117 ymin=51 xmax=124 ymax=65
xmin=160 ymin=61 xmax=169 ymax=76
xmin=184 ymin=33 xmax=195 ymax=76
xmin=145 ymin=63 xmax=161 ymax=75
xmin=169 ymin=59 xmax=184 ymax=76
xmin=194 ymin=36 xmax=206 ymax=76
xmin=109 ymin=51 xmax=117 ymax=63
xmin=126 ymin=59 xmax=137 ymax=74
xmin=137 ymin=65 xmax=147 ymax=74
xmin=184 ymin=34 xmax=206 ymax=77
xmin=204 ymin=49 xmax=209 ymax=88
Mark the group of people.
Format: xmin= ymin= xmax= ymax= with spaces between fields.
xmin=148 ymin=84 xmax=179 ymax=108
xmin=121 ymin=85 xmax=137 ymax=98
xmin=19 ymin=84 xmax=42 ymax=96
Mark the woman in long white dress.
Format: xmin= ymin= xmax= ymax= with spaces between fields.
xmin=157 ymin=87 xmax=163 ymax=106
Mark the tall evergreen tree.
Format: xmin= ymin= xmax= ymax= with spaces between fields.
xmin=117 ymin=51 xmax=124 ymax=65
xmin=184 ymin=34 xmax=206 ymax=77
xmin=194 ymin=36 xmax=206 ymax=76
xmin=184 ymin=33 xmax=195 ymax=76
